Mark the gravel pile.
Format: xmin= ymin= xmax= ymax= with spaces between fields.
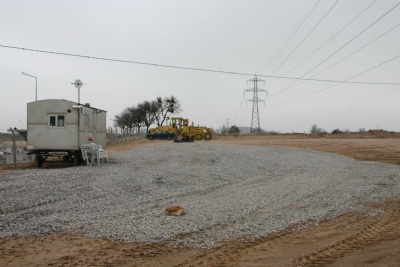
xmin=1 ymin=143 xmax=400 ymax=248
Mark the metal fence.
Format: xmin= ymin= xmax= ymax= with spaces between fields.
xmin=0 ymin=154 xmax=33 ymax=166
xmin=106 ymin=127 xmax=146 ymax=145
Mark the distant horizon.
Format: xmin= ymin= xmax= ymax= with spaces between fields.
xmin=3 ymin=127 xmax=400 ymax=135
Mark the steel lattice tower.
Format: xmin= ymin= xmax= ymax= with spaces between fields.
xmin=244 ymin=75 xmax=267 ymax=133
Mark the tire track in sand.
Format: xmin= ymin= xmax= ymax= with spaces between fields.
xmin=174 ymin=230 xmax=304 ymax=267
xmin=293 ymin=207 xmax=400 ymax=267
xmin=173 ymin=202 xmax=400 ymax=267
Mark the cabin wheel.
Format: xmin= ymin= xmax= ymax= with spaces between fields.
xmin=35 ymin=155 xmax=44 ymax=168
xmin=73 ymin=154 xmax=79 ymax=166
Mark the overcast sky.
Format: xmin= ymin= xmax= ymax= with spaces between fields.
xmin=1 ymin=0 xmax=399 ymax=133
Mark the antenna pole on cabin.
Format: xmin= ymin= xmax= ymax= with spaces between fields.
xmin=72 ymin=79 xmax=83 ymax=104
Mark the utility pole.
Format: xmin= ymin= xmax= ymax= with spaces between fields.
xmin=244 ymin=75 xmax=267 ymax=134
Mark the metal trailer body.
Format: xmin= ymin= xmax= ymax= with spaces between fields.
xmin=26 ymin=99 xmax=107 ymax=167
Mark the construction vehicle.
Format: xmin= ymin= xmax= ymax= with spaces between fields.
xmin=149 ymin=117 xmax=212 ymax=141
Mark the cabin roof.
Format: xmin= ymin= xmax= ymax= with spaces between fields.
xmin=28 ymin=99 xmax=107 ymax=112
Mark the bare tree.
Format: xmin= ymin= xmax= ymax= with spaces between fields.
xmin=153 ymin=96 xmax=182 ymax=126
xmin=228 ymin=125 xmax=240 ymax=135
xmin=310 ymin=124 xmax=321 ymax=134
xmin=219 ymin=125 xmax=228 ymax=134
xmin=126 ymin=106 xmax=145 ymax=134
xmin=115 ymin=95 xmax=182 ymax=134
xmin=138 ymin=101 xmax=158 ymax=132
xmin=114 ymin=108 xmax=136 ymax=135
xmin=114 ymin=110 xmax=129 ymax=130
xmin=310 ymin=124 xmax=325 ymax=137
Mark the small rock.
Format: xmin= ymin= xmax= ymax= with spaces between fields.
xmin=166 ymin=206 xmax=184 ymax=216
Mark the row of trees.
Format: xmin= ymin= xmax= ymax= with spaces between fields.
xmin=218 ymin=125 xmax=240 ymax=135
xmin=113 ymin=96 xmax=181 ymax=133
xmin=310 ymin=124 xmax=368 ymax=135
xmin=217 ymin=125 xmax=266 ymax=135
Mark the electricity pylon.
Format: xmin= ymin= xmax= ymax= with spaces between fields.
xmin=244 ymin=75 xmax=267 ymax=133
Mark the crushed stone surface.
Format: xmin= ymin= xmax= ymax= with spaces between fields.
xmin=1 ymin=143 xmax=400 ymax=248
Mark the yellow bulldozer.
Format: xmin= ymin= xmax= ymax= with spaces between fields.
xmin=149 ymin=117 xmax=212 ymax=141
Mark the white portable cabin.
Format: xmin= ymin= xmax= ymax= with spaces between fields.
xmin=27 ymin=99 xmax=107 ymax=152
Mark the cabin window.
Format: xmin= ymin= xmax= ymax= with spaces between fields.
xmin=49 ymin=115 xmax=65 ymax=127
xmin=49 ymin=116 xmax=56 ymax=126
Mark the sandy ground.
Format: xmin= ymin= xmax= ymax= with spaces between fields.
xmin=1 ymin=136 xmax=400 ymax=266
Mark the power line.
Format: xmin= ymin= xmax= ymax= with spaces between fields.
xmin=225 ymin=118 xmax=230 ymax=131
xmin=237 ymin=103 xmax=250 ymax=127
xmin=268 ymin=1 xmax=400 ymax=98
xmin=269 ymin=21 xmax=400 ymax=99
xmin=279 ymin=0 xmax=376 ymax=79
xmin=257 ymin=74 xmax=397 ymax=85
xmin=1 ymin=43 xmax=399 ymax=86
xmin=233 ymin=94 xmax=245 ymax=125
xmin=303 ymin=0 xmax=400 ymax=77
xmin=259 ymin=0 xmax=319 ymax=75
xmin=267 ymin=0 xmax=339 ymax=78
xmin=267 ymin=52 xmax=400 ymax=107
xmin=298 ymin=2 xmax=400 ymax=79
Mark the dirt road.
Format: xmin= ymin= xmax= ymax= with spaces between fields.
xmin=1 ymin=136 xmax=400 ymax=266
